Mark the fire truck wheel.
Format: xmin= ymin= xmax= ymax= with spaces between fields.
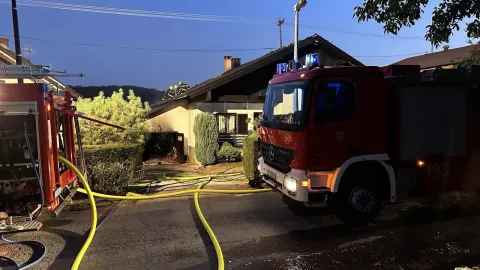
xmin=332 ymin=181 xmax=384 ymax=226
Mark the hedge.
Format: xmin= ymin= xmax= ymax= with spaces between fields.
xmin=81 ymin=143 xmax=142 ymax=195
xmin=217 ymin=142 xmax=242 ymax=162
xmin=242 ymin=133 xmax=260 ymax=181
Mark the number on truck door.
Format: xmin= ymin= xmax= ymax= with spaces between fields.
xmin=427 ymin=162 xmax=450 ymax=180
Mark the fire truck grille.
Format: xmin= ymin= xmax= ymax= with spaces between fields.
xmin=259 ymin=141 xmax=294 ymax=174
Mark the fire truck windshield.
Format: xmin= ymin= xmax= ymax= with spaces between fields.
xmin=262 ymin=80 xmax=308 ymax=130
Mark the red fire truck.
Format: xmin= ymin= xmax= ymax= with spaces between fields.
xmin=258 ymin=56 xmax=480 ymax=225
xmin=0 ymin=65 xmax=123 ymax=232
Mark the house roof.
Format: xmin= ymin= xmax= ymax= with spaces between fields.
xmin=150 ymin=34 xmax=363 ymax=108
xmin=0 ymin=43 xmax=82 ymax=98
xmin=394 ymin=44 xmax=479 ymax=69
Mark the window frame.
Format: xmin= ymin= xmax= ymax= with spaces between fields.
xmin=261 ymin=80 xmax=312 ymax=131
xmin=217 ymin=113 xmax=237 ymax=134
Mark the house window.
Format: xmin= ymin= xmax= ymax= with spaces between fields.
xmin=237 ymin=114 xmax=248 ymax=135
xmin=217 ymin=113 xmax=236 ymax=134
xmin=315 ymin=82 xmax=356 ymax=124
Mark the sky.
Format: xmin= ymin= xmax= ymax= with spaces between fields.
xmin=0 ymin=0 xmax=473 ymax=90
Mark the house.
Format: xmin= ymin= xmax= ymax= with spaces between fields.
xmin=394 ymin=44 xmax=479 ymax=70
xmin=148 ymin=33 xmax=363 ymax=163
xmin=0 ymin=37 xmax=81 ymax=98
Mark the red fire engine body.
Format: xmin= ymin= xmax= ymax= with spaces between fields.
xmin=258 ymin=63 xmax=480 ymax=225
xmin=1 ymin=73 xmax=123 ymax=226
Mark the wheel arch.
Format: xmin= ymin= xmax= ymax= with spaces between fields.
xmin=331 ymin=154 xmax=396 ymax=202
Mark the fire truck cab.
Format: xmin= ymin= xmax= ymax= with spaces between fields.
xmin=258 ymin=55 xmax=480 ymax=225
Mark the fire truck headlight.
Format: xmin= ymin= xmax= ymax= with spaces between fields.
xmin=284 ymin=176 xmax=297 ymax=194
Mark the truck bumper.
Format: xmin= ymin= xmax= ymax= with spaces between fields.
xmin=258 ymin=158 xmax=329 ymax=205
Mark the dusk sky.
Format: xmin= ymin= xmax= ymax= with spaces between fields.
xmin=0 ymin=0 xmax=472 ymax=90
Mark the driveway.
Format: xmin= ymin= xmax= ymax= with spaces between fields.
xmin=2 ymin=192 xmax=480 ymax=270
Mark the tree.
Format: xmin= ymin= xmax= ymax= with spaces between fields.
xmin=354 ymin=0 xmax=480 ymax=46
xmin=193 ymin=113 xmax=218 ymax=165
xmin=76 ymin=89 xmax=150 ymax=145
xmin=162 ymin=81 xmax=190 ymax=101
xmin=71 ymin=85 xmax=164 ymax=104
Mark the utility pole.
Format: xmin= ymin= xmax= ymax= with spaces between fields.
xmin=10 ymin=0 xmax=23 ymax=83
xmin=277 ymin=18 xmax=285 ymax=48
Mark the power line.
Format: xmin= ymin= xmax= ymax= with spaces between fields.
xmin=0 ymin=33 xmax=275 ymax=52
xmin=1 ymin=32 xmax=426 ymax=58
xmin=283 ymin=21 xmax=424 ymax=40
xmin=0 ymin=0 xmax=425 ymax=40
xmin=0 ymin=0 xmax=273 ymax=23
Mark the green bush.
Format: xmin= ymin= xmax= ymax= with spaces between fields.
xmin=217 ymin=142 xmax=242 ymax=162
xmin=90 ymin=162 xmax=131 ymax=195
xmin=82 ymin=143 xmax=142 ymax=194
xmin=242 ymin=133 xmax=260 ymax=181
xmin=76 ymin=89 xmax=150 ymax=145
xmin=193 ymin=113 xmax=218 ymax=165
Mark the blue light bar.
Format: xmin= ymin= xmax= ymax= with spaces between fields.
xmin=305 ymin=53 xmax=319 ymax=67
xmin=276 ymin=63 xmax=287 ymax=74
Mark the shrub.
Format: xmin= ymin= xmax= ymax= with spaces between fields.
xmin=82 ymin=143 xmax=142 ymax=194
xmin=76 ymin=89 xmax=150 ymax=145
xmin=242 ymin=133 xmax=260 ymax=181
xmin=90 ymin=162 xmax=131 ymax=195
xmin=217 ymin=142 xmax=242 ymax=162
xmin=193 ymin=113 xmax=218 ymax=165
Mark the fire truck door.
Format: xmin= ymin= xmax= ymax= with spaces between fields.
xmin=307 ymin=79 xmax=357 ymax=170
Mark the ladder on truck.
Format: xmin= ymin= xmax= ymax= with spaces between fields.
xmin=0 ymin=64 xmax=85 ymax=81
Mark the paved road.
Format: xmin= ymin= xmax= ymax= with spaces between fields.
xmin=3 ymin=192 xmax=480 ymax=270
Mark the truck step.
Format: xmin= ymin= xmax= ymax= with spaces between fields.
xmin=0 ymin=220 xmax=42 ymax=234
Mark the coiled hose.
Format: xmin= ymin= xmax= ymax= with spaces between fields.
xmin=0 ymin=234 xmax=47 ymax=270
xmin=58 ymin=157 xmax=271 ymax=270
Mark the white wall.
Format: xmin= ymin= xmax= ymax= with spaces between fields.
xmin=148 ymin=101 xmax=190 ymax=150
xmin=148 ymin=101 xmax=263 ymax=163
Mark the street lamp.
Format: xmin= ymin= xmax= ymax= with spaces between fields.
xmin=293 ymin=0 xmax=307 ymax=70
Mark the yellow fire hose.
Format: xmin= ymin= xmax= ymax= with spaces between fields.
xmin=58 ymin=157 xmax=271 ymax=270
xmin=194 ymin=180 xmax=225 ymax=270
xmin=58 ymin=156 xmax=97 ymax=270
xmin=164 ymin=173 xmax=243 ymax=181
xmin=130 ymin=172 xmax=244 ymax=187
xmin=76 ymin=187 xmax=270 ymax=200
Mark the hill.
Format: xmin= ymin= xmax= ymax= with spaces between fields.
xmin=71 ymin=85 xmax=164 ymax=104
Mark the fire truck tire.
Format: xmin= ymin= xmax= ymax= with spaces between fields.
xmin=331 ymin=175 xmax=385 ymax=226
